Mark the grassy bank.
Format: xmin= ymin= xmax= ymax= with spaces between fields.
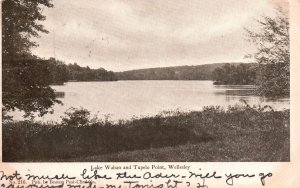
xmin=2 ymin=105 xmax=289 ymax=162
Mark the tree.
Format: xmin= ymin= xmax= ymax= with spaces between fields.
xmin=245 ymin=8 xmax=289 ymax=97
xmin=2 ymin=0 xmax=53 ymax=61
xmin=212 ymin=63 xmax=257 ymax=85
xmin=47 ymin=58 xmax=69 ymax=84
xmin=2 ymin=0 xmax=58 ymax=118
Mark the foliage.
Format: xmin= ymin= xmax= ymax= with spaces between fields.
xmin=3 ymin=105 xmax=289 ymax=162
xmin=2 ymin=0 xmax=53 ymax=60
xmin=256 ymin=63 xmax=289 ymax=97
xmin=66 ymin=63 xmax=117 ymax=82
xmin=61 ymin=107 xmax=91 ymax=127
xmin=2 ymin=58 xmax=61 ymax=117
xmin=245 ymin=9 xmax=289 ymax=97
xmin=2 ymin=0 xmax=116 ymax=119
xmin=46 ymin=58 xmax=69 ymax=85
xmin=116 ymin=63 xmax=243 ymax=80
xmin=2 ymin=0 xmax=57 ymax=117
xmin=212 ymin=63 xmax=257 ymax=85
xmin=41 ymin=58 xmax=118 ymax=85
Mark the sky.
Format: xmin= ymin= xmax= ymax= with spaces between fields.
xmin=32 ymin=0 xmax=288 ymax=71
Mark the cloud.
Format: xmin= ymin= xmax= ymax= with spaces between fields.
xmin=32 ymin=0 xmax=280 ymax=71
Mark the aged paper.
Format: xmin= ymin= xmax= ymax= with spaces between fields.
xmin=1 ymin=0 xmax=300 ymax=187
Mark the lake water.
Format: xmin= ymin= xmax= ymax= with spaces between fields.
xmin=11 ymin=80 xmax=290 ymax=122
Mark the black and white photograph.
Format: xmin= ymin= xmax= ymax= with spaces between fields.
xmin=2 ymin=0 xmax=290 ymax=162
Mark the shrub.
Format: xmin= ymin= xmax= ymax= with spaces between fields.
xmin=2 ymin=105 xmax=289 ymax=162
xmin=61 ymin=107 xmax=91 ymax=127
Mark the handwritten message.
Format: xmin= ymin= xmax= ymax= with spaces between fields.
xmin=0 ymin=165 xmax=273 ymax=188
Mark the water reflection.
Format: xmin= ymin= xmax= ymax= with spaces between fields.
xmin=10 ymin=80 xmax=290 ymax=122
xmin=214 ymin=89 xmax=255 ymax=97
xmin=213 ymin=84 xmax=289 ymax=104
xmin=54 ymin=91 xmax=65 ymax=98
xmin=214 ymin=85 xmax=256 ymax=90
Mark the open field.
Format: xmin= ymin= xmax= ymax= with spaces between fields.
xmin=2 ymin=105 xmax=289 ymax=162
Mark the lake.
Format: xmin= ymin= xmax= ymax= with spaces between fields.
xmin=11 ymin=80 xmax=290 ymax=122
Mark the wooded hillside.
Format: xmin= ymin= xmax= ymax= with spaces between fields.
xmin=116 ymin=63 xmax=251 ymax=80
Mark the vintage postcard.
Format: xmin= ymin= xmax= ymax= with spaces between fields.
xmin=1 ymin=0 xmax=300 ymax=187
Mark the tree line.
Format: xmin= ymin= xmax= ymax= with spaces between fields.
xmin=212 ymin=9 xmax=289 ymax=98
xmin=212 ymin=63 xmax=257 ymax=85
xmin=45 ymin=58 xmax=117 ymax=85
xmin=2 ymin=0 xmax=289 ymax=119
xmin=2 ymin=0 xmax=116 ymax=118
xmin=116 ymin=63 xmax=237 ymax=80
